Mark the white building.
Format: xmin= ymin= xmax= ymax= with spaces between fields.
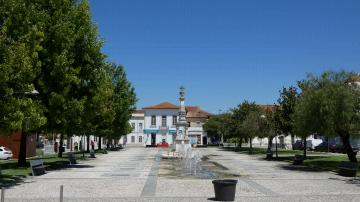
xmin=127 ymin=110 xmax=145 ymax=145
xmin=143 ymin=102 xmax=179 ymax=146
xmin=121 ymin=102 xmax=211 ymax=147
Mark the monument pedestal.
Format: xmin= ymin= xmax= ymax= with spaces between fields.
xmin=175 ymin=138 xmax=191 ymax=157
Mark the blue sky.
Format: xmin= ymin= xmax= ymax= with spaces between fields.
xmin=89 ymin=0 xmax=360 ymax=113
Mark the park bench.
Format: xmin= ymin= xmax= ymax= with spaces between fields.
xmin=68 ymin=152 xmax=77 ymax=165
xmin=222 ymin=143 xmax=236 ymax=150
xmin=110 ymin=146 xmax=123 ymax=151
xmin=266 ymin=151 xmax=273 ymax=160
xmin=89 ymin=149 xmax=96 ymax=158
xmin=29 ymin=159 xmax=46 ymax=176
xmin=293 ymin=154 xmax=304 ymax=165
xmin=338 ymin=161 xmax=358 ymax=177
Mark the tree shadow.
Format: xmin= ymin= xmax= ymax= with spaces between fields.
xmin=0 ymin=156 xmax=94 ymax=188
xmin=0 ymin=174 xmax=27 ymax=188
xmin=344 ymin=177 xmax=360 ymax=187
xmin=279 ymin=164 xmax=324 ymax=172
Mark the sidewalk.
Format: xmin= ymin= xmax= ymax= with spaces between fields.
xmin=3 ymin=147 xmax=360 ymax=201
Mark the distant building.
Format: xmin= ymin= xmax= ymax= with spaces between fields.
xmin=123 ymin=110 xmax=145 ymax=146
xmin=120 ymin=102 xmax=211 ymax=146
xmin=0 ymin=130 xmax=36 ymax=159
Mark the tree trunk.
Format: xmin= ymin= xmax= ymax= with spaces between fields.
xmin=339 ymin=132 xmax=357 ymax=163
xmin=66 ymin=137 xmax=70 ymax=149
xmin=98 ymin=137 xmax=102 ymax=150
xmin=291 ymin=134 xmax=295 ymax=150
xmin=275 ymin=136 xmax=278 ymax=158
xmin=267 ymin=136 xmax=274 ymax=152
xmin=58 ymin=133 xmax=64 ymax=158
xmin=249 ymin=137 xmax=253 ymax=154
xmin=239 ymin=138 xmax=242 ymax=148
xmin=106 ymin=137 xmax=110 ymax=149
xmin=18 ymin=131 xmax=27 ymax=167
xmin=303 ymin=138 xmax=307 ymax=159
xmin=86 ymin=134 xmax=90 ymax=152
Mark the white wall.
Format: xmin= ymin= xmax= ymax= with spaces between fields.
xmin=144 ymin=109 xmax=178 ymax=129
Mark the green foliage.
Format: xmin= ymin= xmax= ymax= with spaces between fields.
xmin=231 ymin=100 xmax=260 ymax=139
xmin=276 ymin=86 xmax=299 ymax=136
xmin=0 ymin=0 xmax=47 ymax=133
xmin=112 ymin=65 xmax=137 ymax=138
xmin=241 ymin=110 xmax=263 ymax=139
xmin=1 ymin=0 xmax=137 ymax=154
xmin=293 ymin=70 xmax=360 ymax=162
xmin=203 ymin=113 xmax=232 ymax=139
xmin=294 ymin=70 xmax=360 ymax=137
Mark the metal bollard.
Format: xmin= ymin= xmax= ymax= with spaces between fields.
xmin=1 ymin=187 xmax=5 ymax=202
xmin=60 ymin=185 xmax=63 ymax=202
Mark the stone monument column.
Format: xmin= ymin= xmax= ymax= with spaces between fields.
xmin=175 ymin=86 xmax=190 ymax=152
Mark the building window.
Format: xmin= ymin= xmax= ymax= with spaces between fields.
xmin=131 ymin=136 xmax=135 ymax=143
xmin=139 ymin=123 xmax=143 ymax=131
xmin=131 ymin=123 xmax=135 ymax=132
xmin=162 ymin=116 xmax=167 ymax=127
xmin=151 ymin=116 xmax=156 ymax=126
xmin=172 ymin=115 xmax=177 ymax=126
xmin=139 ymin=136 xmax=142 ymax=143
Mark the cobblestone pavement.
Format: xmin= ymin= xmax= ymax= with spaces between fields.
xmin=3 ymin=147 xmax=360 ymax=201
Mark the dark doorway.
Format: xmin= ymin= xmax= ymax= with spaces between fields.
xmin=151 ymin=133 xmax=156 ymax=146
xmin=203 ymin=137 xmax=207 ymax=145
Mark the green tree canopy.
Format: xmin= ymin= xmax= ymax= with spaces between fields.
xmin=293 ymin=70 xmax=360 ymax=162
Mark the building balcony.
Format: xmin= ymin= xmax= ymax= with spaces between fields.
xmin=187 ymin=126 xmax=203 ymax=132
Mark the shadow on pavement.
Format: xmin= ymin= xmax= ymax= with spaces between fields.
xmin=279 ymin=164 xmax=323 ymax=172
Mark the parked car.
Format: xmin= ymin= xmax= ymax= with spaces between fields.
xmin=0 ymin=146 xmax=13 ymax=160
xmin=314 ymin=141 xmax=359 ymax=154
xmin=292 ymin=140 xmax=304 ymax=150
xmin=314 ymin=141 xmax=338 ymax=152
xmin=156 ymin=142 xmax=169 ymax=147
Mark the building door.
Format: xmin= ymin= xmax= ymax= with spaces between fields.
xmin=131 ymin=136 xmax=135 ymax=143
xmin=203 ymin=136 xmax=207 ymax=145
xmin=151 ymin=133 xmax=156 ymax=146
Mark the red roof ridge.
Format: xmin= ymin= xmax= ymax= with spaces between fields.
xmin=143 ymin=102 xmax=179 ymax=109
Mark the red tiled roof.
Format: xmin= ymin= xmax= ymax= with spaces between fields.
xmin=186 ymin=106 xmax=211 ymax=118
xmin=143 ymin=102 xmax=179 ymax=109
xmin=143 ymin=102 xmax=211 ymax=118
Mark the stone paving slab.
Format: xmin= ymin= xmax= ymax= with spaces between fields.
xmin=3 ymin=147 xmax=360 ymax=202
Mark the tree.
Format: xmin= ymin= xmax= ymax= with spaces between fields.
xmin=276 ymin=86 xmax=299 ymax=148
xmin=231 ymin=100 xmax=260 ymax=152
xmin=241 ymin=110 xmax=262 ymax=154
xmin=293 ymin=70 xmax=360 ymax=162
xmin=112 ymin=65 xmax=137 ymax=145
xmin=0 ymin=0 xmax=47 ymax=166
xmin=203 ymin=116 xmax=222 ymax=140
xmin=203 ymin=113 xmax=233 ymax=145
xmin=31 ymin=0 xmax=107 ymax=157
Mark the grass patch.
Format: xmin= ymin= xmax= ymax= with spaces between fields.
xmin=228 ymin=146 xmax=360 ymax=176
xmin=270 ymin=153 xmax=360 ymax=176
xmin=231 ymin=147 xmax=310 ymax=155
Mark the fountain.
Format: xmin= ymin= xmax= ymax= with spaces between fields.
xmin=160 ymin=86 xmax=203 ymax=176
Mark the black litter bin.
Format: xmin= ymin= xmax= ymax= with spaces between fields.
xmin=212 ymin=179 xmax=237 ymax=201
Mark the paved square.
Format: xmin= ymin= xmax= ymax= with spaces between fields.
xmin=3 ymin=147 xmax=360 ymax=201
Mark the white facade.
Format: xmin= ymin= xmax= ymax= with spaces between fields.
xmin=120 ymin=111 xmax=145 ymax=146
xmin=143 ymin=109 xmax=178 ymax=146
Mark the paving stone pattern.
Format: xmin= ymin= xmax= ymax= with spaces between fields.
xmin=3 ymin=147 xmax=360 ymax=201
